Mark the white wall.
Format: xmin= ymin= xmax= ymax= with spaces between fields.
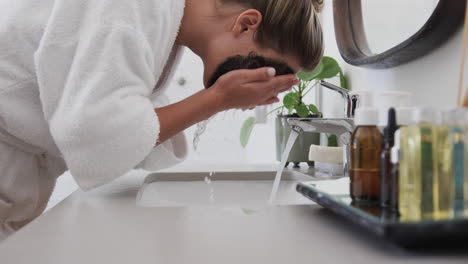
xmin=165 ymin=0 xmax=465 ymax=165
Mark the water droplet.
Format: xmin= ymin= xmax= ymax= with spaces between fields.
xmin=204 ymin=176 xmax=211 ymax=185
xmin=209 ymin=189 xmax=214 ymax=204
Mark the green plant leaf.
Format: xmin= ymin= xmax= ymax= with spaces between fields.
xmin=240 ymin=117 xmax=256 ymax=148
xmin=328 ymin=135 xmax=338 ymax=147
xmin=308 ymin=104 xmax=320 ymax=115
xmin=316 ymin=57 xmax=341 ymax=80
xmin=340 ymin=71 xmax=349 ymax=90
xmin=295 ymin=104 xmax=309 ymax=118
xmin=296 ymin=56 xmax=342 ymax=82
xmin=296 ymin=61 xmax=324 ymax=81
xmin=283 ymin=92 xmax=300 ymax=110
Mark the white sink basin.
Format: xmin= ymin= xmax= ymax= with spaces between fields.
xmin=136 ymin=170 xmax=315 ymax=208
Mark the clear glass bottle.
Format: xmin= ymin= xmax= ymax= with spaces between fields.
xmin=420 ymin=126 xmax=435 ymax=219
xmin=415 ymin=109 xmax=439 ymax=220
xmin=399 ymin=126 xmax=422 ymax=221
xmin=450 ymin=109 xmax=466 ymax=217
xmin=434 ymin=110 xmax=454 ymax=220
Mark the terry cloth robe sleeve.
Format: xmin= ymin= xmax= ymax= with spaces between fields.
xmin=35 ymin=25 xmax=161 ymax=190
xmin=137 ymin=93 xmax=188 ymax=171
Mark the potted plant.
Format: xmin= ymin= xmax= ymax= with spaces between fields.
xmin=240 ymin=56 xmax=348 ymax=167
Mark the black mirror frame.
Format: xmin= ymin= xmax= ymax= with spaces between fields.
xmin=333 ymin=0 xmax=466 ymax=69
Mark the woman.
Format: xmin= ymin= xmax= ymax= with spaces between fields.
xmin=0 ymin=0 xmax=324 ymax=239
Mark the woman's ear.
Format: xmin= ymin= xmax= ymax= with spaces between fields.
xmin=232 ymin=9 xmax=262 ymax=37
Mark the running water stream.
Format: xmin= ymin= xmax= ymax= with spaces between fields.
xmin=268 ymin=131 xmax=301 ymax=205
xmin=193 ymin=114 xmax=301 ymax=206
xmin=193 ymin=116 xmax=216 ymax=151
xmin=204 ymin=172 xmax=215 ymax=204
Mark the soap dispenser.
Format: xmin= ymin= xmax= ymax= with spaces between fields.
xmin=350 ymin=91 xmax=384 ymax=204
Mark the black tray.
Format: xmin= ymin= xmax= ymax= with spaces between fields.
xmin=296 ymin=179 xmax=468 ymax=248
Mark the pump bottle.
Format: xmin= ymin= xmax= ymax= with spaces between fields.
xmin=350 ymin=91 xmax=383 ymax=203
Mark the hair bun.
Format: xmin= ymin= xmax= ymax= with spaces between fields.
xmin=312 ymin=0 xmax=324 ymax=13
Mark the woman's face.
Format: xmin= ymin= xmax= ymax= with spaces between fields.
xmin=203 ymin=43 xmax=301 ymax=88
xmin=200 ymin=8 xmax=301 ymax=87
xmin=202 ymin=35 xmax=301 ymax=87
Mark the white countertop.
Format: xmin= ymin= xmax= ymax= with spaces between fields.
xmin=1 ymin=165 xmax=468 ymax=264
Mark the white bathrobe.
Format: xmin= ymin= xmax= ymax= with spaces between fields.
xmin=0 ymin=0 xmax=188 ymax=239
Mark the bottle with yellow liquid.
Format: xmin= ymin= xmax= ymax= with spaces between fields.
xmin=399 ymin=125 xmax=422 ymax=221
xmin=433 ymin=111 xmax=454 ymax=220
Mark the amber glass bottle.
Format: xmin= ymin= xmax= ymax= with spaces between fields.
xmin=350 ymin=91 xmax=383 ymax=204
xmin=350 ymin=126 xmax=384 ymax=203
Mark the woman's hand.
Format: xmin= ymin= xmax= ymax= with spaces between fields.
xmin=209 ymin=67 xmax=299 ymax=111
xmin=155 ymin=67 xmax=298 ymax=145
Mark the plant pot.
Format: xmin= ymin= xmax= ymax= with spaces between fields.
xmin=275 ymin=115 xmax=321 ymax=167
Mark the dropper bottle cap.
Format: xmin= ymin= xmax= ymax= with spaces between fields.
xmin=383 ymin=108 xmax=398 ymax=146
xmin=354 ymin=91 xmax=379 ymax=126
xmin=391 ymin=130 xmax=400 ymax=164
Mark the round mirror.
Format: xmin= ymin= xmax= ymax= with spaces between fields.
xmin=333 ymin=0 xmax=466 ymax=69
xmin=362 ymin=0 xmax=440 ymax=54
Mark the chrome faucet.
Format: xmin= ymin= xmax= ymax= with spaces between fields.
xmin=320 ymin=81 xmax=359 ymax=118
xmin=287 ymin=81 xmax=359 ymax=177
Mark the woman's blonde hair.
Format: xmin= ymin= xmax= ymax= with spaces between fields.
xmin=221 ymin=0 xmax=324 ymax=71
